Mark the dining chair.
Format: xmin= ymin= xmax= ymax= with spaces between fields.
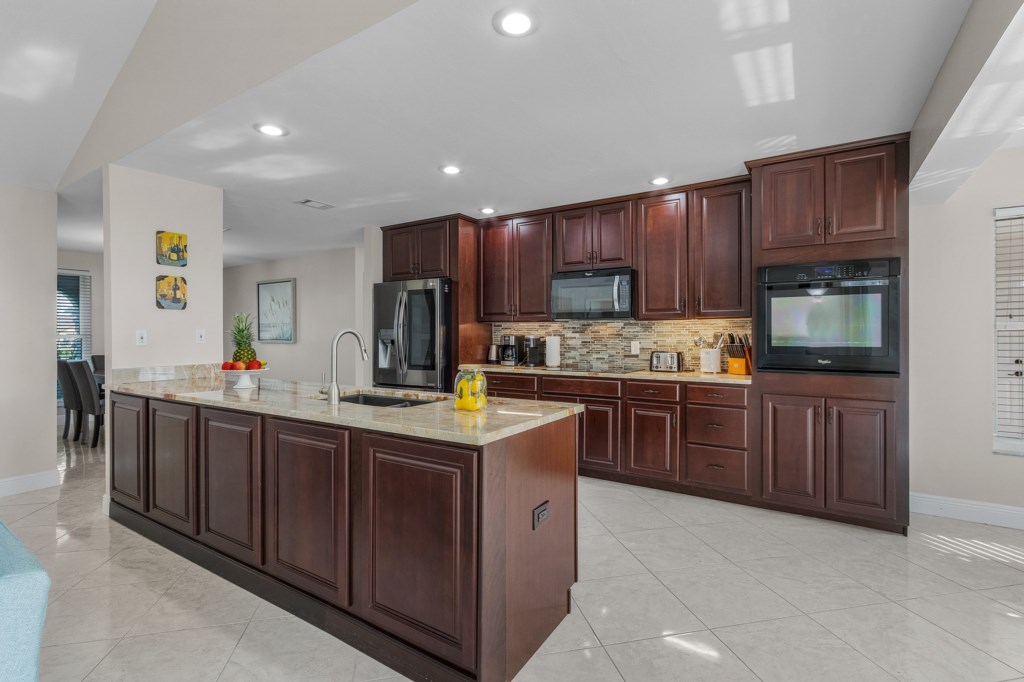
xmin=90 ymin=354 xmax=105 ymax=372
xmin=68 ymin=360 xmax=104 ymax=448
xmin=56 ymin=360 xmax=83 ymax=440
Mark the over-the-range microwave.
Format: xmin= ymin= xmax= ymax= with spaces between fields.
xmin=550 ymin=268 xmax=634 ymax=320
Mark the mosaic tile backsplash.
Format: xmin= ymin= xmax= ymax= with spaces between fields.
xmin=492 ymin=319 xmax=753 ymax=372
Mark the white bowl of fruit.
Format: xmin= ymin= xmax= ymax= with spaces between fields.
xmin=222 ymin=313 xmax=267 ymax=389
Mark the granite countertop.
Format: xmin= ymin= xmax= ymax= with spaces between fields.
xmin=458 ymin=364 xmax=753 ymax=386
xmin=107 ymin=377 xmax=583 ymax=447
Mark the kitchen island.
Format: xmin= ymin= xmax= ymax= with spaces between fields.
xmin=105 ymin=376 xmax=583 ymax=682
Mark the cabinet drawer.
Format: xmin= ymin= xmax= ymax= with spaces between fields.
xmin=541 ymin=376 xmax=622 ymax=398
xmin=686 ymin=384 xmax=748 ymax=407
xmin=485 ymin=373 xmax=538 ymax=392
xmin=685 ymin=445 xmax=748 ymax=492
xmin=489 ymin=389 xmax=538 ymax=401
xmin=626 ymin=381 xmax=680 ymax=402
xmin=686 ymin=405 xmax=747 ymax=449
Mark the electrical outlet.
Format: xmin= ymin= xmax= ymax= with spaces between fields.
xmin=629 ymin=340 xmax=641 ymax=355
xmin=195 ymin=328 xmax=206 ymax=344
xmin=532 ymin=501 xmax=550 ymax=530
xmin=135 ymin=329 xmax=147 ymax=346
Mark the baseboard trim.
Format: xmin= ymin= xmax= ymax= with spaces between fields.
xmin=910 ymin=492 xmax=1024 ymax=530
xmin=0 ymin=468 xmax=60 ymax=499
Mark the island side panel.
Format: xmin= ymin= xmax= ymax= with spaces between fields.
xmin=479 ymin=415 xmax=577 ymax=681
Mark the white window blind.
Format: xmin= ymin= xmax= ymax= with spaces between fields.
xmin=57 ymin=270 xmax=92 ymax=401
xmin=994 ymin=206 xmax=1024 ymax=455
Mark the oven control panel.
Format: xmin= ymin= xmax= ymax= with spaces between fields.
xmin=760 ymin=259 xmax=898 ymax=283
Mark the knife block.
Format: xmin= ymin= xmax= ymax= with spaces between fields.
xmin=727 ymin=357 xmax=750 ymax=375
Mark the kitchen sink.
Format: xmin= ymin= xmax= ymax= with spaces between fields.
xmin=336 ymin=394 xmax=432 ymax=408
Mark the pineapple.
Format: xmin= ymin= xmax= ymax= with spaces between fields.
xmin=231 ymin=313 xmax=257 ymax=363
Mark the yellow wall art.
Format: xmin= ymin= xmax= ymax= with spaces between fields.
xmin=156 ymin=230 xmax=188 ymax=266
xmin=156 ymin=275 xmax=187 ymax=310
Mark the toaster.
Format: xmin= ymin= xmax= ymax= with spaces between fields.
xmin=649 ymin=351 xmax=682 ymax=372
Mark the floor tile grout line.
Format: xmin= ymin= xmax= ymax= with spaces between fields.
xmin=214 ymin=619 xmax=252 ymax=681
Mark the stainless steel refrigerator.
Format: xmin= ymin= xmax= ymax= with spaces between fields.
xmin=373 ymin=278 xmax=452 ymax=392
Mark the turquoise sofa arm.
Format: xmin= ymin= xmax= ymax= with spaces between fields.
xmin=0 ymin=521 xmax=51 ymax=682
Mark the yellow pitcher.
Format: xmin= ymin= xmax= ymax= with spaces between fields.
xmin=454 ymin=369 xmax=487 ymax=411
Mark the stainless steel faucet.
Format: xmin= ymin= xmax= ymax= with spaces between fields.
xmin=328 ymin=329 xmax=369 ymax=405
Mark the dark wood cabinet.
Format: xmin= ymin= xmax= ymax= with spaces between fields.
xmin=578 ymin=398 xmax=621 ymax=472
xmin=110 ymin=393 xmax=147 ymax=513
xmin=356 ymin=434 xmax=478 ymax=670
xmin=264 ymin=419 xmax=351 ymax=608
xmin=636 ymin=192 xmax=688 ymax=319
xmin=826 ymin=145 xmax=896 ymax=243
xmin=479 ymin=215 xmax=552 ymax=321
xmin=691 ymin=181 xmax=751 ymax=317
xmin=826 ymin=399 xmax=895 ymax=518
xmin=147 ymin=400 xmax=197 ymax=536
xmin=554 ymin=201 xmax=632 ymax=272
xmin=762 ymin=394 xmax=825 ymax=508
xmin=382 ymin=220 xmax=450 ymax=281
xmin=624 ymin=400 xmax=680 ymax=480
xmin=198 ymin=408 xmax=262 ymax=567
xmin=760 ymin=143 xmax=896 ymax=250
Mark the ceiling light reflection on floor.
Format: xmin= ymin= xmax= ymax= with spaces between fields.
xmin=665 ymin=635 xmax=721 ymax=660
xmin=731 ymin=43 xmax=795 ymax=107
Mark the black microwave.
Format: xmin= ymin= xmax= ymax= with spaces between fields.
xmin=756 ymin=259 xmax=901 ymax=375
xmin=551 ymin=268 xmax=634 ymax=320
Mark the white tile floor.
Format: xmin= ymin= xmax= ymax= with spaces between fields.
xmin=2 ymin=426 xmax=1023 ymax=681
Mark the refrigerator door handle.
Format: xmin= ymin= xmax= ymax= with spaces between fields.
xmin=395 ymin=291 xmax=407 ymax=376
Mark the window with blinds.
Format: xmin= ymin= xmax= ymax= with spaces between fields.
xmin=994 ymin=206 xmax=1024 ymax=455
xmin=57 ymin=271 xmax=92 ymax=401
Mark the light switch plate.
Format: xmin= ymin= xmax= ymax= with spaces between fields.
xmin=629 ymin=340 xmax=641 ymax=355
xmin=135 ymin=329 xmax=148 ymax=346
xmin=195 ymin=328 xmax=206 ymax=344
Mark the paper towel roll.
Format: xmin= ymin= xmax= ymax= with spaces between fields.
xmin=545 ymin=336 xmax=561 ymax=367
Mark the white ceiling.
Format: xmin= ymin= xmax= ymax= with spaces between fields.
xmin=0 ymin=0 xmax=156 ymax=190
xmin=76 ymin=0 xmax=971 ymax=264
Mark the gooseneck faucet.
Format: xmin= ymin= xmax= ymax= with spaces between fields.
xmin=328 ymin=329 xmax=369 ymax=405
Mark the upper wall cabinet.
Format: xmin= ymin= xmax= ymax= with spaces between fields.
xmin=554 ymin=201 xmax=633 ymax=272
xmin=636 ymin=193 xmax=688 ymax=319
xmin=760 ymin=143 xmax=896 ymax=250
xmin=382 ymin=220 xmax=450 ymax=281
xmin=690 ymin=181 xmax=751 ymax=318
xmin=479 ymin=215 xmax=552 ymax=322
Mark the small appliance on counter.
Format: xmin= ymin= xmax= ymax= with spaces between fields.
xmin=487 ymin=344 xmax=499 ymax=364
xmin=523 ymin=336 xmax=545 ymax=367
xmin=649 ymin=351 xmax=682 ymax=372
xmin=500 ymin=335 xmax=522 ymax=367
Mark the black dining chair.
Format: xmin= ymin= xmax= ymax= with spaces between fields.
xmin=57 ymin=360 xmax=83 ymax=440
xmin=68 ymin=360 xmax=104 ymax=448
xmin=91 ymin=354 xmax=105 ymax=372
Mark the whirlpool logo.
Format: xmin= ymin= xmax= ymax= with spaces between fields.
xmin=817 ymin=359 xmax=832 ymax=365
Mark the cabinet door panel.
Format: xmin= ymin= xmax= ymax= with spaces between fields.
xmin=684 ymin=445 xmax=748 ymax=493
xmin=416 ymin=220 xmax=450 ymax=278
xmin=358 ymin=435 xmax=477 ymax=670
xmin=110 ymin=393 xmax=147 ymax=513
xmin=826 ymin=145 xmax=896 ymax=243
xmin=148 ymin=400 xmax=197 ymax=535
xmin=636 ymin=193 xmax=688 ymax=319
xmin=624 ymin=401 xmax=680 ymax=480
xmin=578 ymin=398 xmax=621 ymax=472
xmin=265 ymin=419 xmax=350 ymax=608
xmin=512 ymin=214 xmax=552 ymax=320
xmin=479 ymin=220 xmax=513 ymax=321
xmin=762 ymin=394 xmax=825 ymax=508
xmin=826 ymin=399 xmax=895 ymax=518
xmin=198 ymin=408 xmax=262 ymax=566
xmin=691 ymin=182 xmax=750 ymax=317
xmin=593 ymin=201 xmax=633 ymax=269
xmin=383 ymin=225 xmax=418 ymax=281
xmin=554 ymin=208 xmax=592 ymax=272
xmin=761 ymin=158 xmax=824 ymax=249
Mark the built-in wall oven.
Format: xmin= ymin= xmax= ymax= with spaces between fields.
xmin=756 ymin=259 xmax=901 ymax=375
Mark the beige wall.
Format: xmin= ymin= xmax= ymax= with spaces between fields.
xmin=104 ymin=165 xmax=223 ymax=369
xmin=58 ymin=250 xmax=105 ymax=355
xmin=910 ymin=146 xmax=1024 ymax=508
xmin=359 ymin=227 xmax=384 ymax=386
xmin=0 ymin=183 xmax=59 ymax=491
xmin=223 ymin=248 xmax=362 ymax=385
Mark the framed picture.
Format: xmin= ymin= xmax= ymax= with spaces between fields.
xmin=257 ymin=278 xmax=296 ymax=343
xmin=156 ymin=231 xmax=188 ymax=266
xmin=155 ymin=276 xmax=187 ymax=310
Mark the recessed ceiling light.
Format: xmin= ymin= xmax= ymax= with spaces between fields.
xmin=481 ymin=207 xmax=495 ymax=215
xmin=254 ymin=123 xmax=288 ymax=137
xmin=649 ymin=176 xmax=670 ymax=186
xmin=493 ymin=9 xmax=536 ymax=37
xmin=441 ymin=165 xmax=462 ymax=175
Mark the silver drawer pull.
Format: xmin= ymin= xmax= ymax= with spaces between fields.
xmin=642 ymin=389 xmax=659 ymax=394
xmin=706 ymin=464 xmax=725 ymax=470
xmin=706 ymin=392 xmax=724 ymax=398
xmin=706 ymin=424 xmax=724 ymax=429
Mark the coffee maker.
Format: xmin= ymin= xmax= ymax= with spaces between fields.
xmin=523 ymin=336 xmax=545 ymax=367
xmin=500 ymin=335 xmax=522 ymax=366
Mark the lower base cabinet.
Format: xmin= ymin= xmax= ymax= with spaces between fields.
xmin=264 ymin=418 xmax=351 ymax=608
xmin=624 ymin=401 xmax=680 ymax=480
xmin=355 ymin=434 xmax=478 ymax=672
xmin=578 ymin=398 xmax=621 ymax=471
xmin=110 ymin=393 xmax=148 ymax=513
xmin=148 ymin=400 xmax=197 ymax=536
xmin=198 ymin=408 xmax=262 ymax=567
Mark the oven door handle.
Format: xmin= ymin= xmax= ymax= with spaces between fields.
xmin=836 ymin=279 xmax=889 ymax=287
